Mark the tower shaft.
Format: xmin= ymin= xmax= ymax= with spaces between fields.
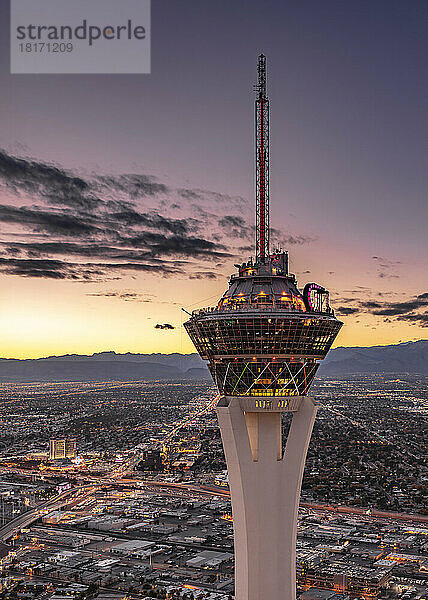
xmin=255 ymin=54 xmax=270 ymax=261
xmin=216 ymin=397 xmax=318 ymax=600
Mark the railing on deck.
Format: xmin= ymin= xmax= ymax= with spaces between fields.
xmin=191 ymin=303 xmax=333 ymax=317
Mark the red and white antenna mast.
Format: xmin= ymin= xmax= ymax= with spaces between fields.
xmin=255 ymin=54 xmax=270 ymax=262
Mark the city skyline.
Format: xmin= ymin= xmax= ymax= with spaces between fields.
xmin=0 ymin=0 xmax=427 ymax=359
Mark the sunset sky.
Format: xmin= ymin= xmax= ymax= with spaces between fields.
xmin=0 ymin=0 xmax=427 ymax=359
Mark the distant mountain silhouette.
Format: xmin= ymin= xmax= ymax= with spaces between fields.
xmin=319 ymin=340 xmax=427 ymax=376
xmin=185 ymin=367 xmax=211 ymax=379
xmin=0 ymin=341 xmax=426 ymax=382
xmin=0 ymin=352 xmax=205 ymax=383
xmin=0 ymin=359 xmax=184 ymax=383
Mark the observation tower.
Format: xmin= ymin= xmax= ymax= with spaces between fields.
xmin=184 ymin=55 xmax=342 ymax=600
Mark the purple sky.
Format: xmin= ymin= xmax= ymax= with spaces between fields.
xmin=0 ymin=0 xmax=427 ymax=357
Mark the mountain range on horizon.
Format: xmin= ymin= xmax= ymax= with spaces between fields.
xmin=0 ymin=340 xmax=426 ymax=383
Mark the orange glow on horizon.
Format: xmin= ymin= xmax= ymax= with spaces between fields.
xmin=0 ymin=245 xmax=425 ymax=359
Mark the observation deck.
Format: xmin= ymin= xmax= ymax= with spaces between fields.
xmin=184 ymin=252 xmax=342 ymax=398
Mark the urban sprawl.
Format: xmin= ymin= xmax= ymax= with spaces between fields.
xmin=0 ymin=375 xmax=426 ymax=600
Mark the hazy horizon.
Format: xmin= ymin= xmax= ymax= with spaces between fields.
xmin=0 ymin=338 xmax=427 ymax=362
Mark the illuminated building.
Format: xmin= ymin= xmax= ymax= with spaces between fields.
xmin=137 ymin=449 xmax=163 ymax=472
xmin=185 ymin=55 xmax=342 ymax=600
xmin=298 ymin=564 xmax=391 ymax=598
xmin=49 ymin=438 xmax=76 ymax=460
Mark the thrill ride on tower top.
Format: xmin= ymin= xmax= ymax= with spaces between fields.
xmin=185 ymin=55 xmax=342 ymax=405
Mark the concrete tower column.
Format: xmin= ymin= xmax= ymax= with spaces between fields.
xmin=216 ymin=396 xmax=317 ymax=600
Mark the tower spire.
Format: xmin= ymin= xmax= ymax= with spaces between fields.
xmin=255 ymin=53 xmax=270 ymax=261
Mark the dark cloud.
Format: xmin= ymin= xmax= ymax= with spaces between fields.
xmin=267 ymin=224 xmax=314 ymax=247
xmin=282 ymin=234 xmax=313 ymax=245
xmin=3 ymin=237 xmax=227 ymax=264
xmin=332 ymin=290 xmax=427 ymax=328
xmin=0 ymin=256 xmax=180 ymax=281
xmin=124 ymin=232 xmax=230 ymax=259
xmin=3 ymin=242 xmax=142 ymax=261
xmin=336 ymin=306 xmax=360 ymax=315
xmin=155 ymin=323 xmax=175 ymax=330
xmin=361 ymin=301 xmax=383 ymax=309
xmin=111 ymin=209 xmax=194 ymax=235
xmin=0 ymin=235 xmax=228 ymax=279
xmin=359 ymin=293 xmax=428 ymax=327
xmin=86 ymin=291 xmax=155 ymax=302
xmin=373 ymin=293 xmax=428 ymax=322
xmin=178 ymin=187 xmax=246 ymax=212
xmin=0 ymin=257 xmax=74 ymax=279
xmin=86 ymin=290 xmax=181 ymax=305
xmin=96 ymin=174 xmax=168 ymax=198
xmin=396 ymin=313 xmax=428 ymax=326
xmin=219 ymin=215 xmax=245 ymax=228
xmin=0 ymin=149 xmax=99 ymax=209
xmin=237 ymin=244 xmax=253 ymax=253
xmin=341 ymin=286 xmax=371 ymax=292
xmin=332 ymin=296 xmax=357 ymax=304
xmin=87 ymin=262 xmax=180 ymax=275
xmin=0 ymin=204 xmax=99 ymax=236
xmin=189 ymin=271 xmax=219 ymax=280
xmin=218 ymin=214 xmax=251 ymax=240
xmin=178 ymin=188 xmax=202 ymax=201
xmin=368 ymin=293 xmax=428 ymax=316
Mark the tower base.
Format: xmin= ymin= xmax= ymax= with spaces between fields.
xmin=216 ymin=395 xmax=317 ymax=600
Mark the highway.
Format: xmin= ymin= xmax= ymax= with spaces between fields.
xmin=0 ymin=485 xmax=96 ymax=542
xmin=135 ymin=480 xmax=427 ymax=524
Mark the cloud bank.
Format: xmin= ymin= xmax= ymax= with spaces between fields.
xmin=335 ymin=293 xmax=428 ymax=327
xmin=0 ymin=149 xmax=312 ymax=283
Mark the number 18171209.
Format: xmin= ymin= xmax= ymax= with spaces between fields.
xmin=19 ymin=42 xmax=73 ymax=52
